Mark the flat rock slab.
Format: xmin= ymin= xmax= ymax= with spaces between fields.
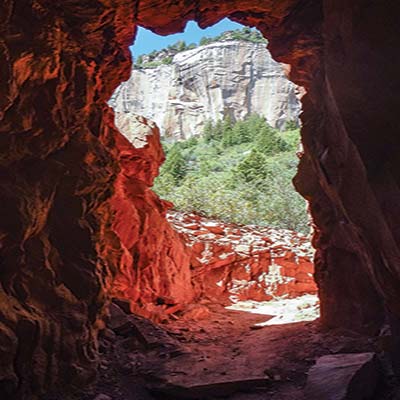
xmin=305 ymin=352 xmax=380 ymax=400
xmin=108 ymin=303 xmax=179 ymax=350
xmin=150 ymin=377 xmax=270 ymax=399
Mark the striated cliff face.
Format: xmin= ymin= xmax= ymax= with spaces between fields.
xmin=110 ymin=40 xmax=301 ymax=139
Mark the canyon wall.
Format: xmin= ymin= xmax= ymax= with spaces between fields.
xmin=1 ymin=0 xmax=399 ymax=398
xmin=110 ymin=40 xmax=301 ymax=139
xmin=0 ymin=2 xmax=136 ymax=398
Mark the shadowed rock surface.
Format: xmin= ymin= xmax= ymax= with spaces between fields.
xmin=1 ymin=0 xmax=400 ymax=399
xmin=42 ymin=301 xmax=382 ymax=400
xmin=305 ymin=353 xmax=380 ymax=400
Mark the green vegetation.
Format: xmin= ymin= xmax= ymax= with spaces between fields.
xmin=153 ymin=115 xmax=309 ymax=233
xmin=136 ymin=60 xmax=164 ymax=69
xmin=200 ymin=27 xmax=266 ymax=46
xmin=135 ymin=28 xmax=267 ymax=69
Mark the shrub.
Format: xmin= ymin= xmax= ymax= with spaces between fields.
xmin=153 ymin=118 xmax=309 ymax=233
xmin=236 ymin=149 xmax=268 ymax=182
xmin=162 ymin=56 xmax=173 ymax=65
xmin=161 ymin=145 xmax=187 ymax=184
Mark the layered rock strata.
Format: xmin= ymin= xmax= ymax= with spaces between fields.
xmin=110 ymin=40 xmax=301 ymax=139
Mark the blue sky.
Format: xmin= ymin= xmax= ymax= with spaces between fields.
xmin=130 ymin=18 xmax=244 ymax=58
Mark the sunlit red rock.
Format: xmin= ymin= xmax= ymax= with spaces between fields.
xmin=168 ymin=211 xmax=317 ymax=304
xmin=110 ymin=114 xmax=194 ymax=320
xmin=109 ymin=114 xmax=316 ymax=319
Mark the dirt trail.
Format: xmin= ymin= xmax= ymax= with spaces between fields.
xmin=141 ymin=298 xmax=363 ymax=400
xmin=45 ymin=298 xmax=384 ymax=400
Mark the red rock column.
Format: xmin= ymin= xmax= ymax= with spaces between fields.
xmin=295 ymin=0 xmax=400 ymax=332
xmin=0 ymin=1 xmax=135 ymax=398
xmin=110 ymin=114 xmax=194 ymax=321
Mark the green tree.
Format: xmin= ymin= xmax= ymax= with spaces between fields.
xmin=162 ymin=56 xmax=173 ymax=65
xmin=236 ymin=149 xmax=268 ymax=182
xmin=162 ymin=145 xmax=187 ymax=184
xmin=213 ymin=119 xmax=224 ymax=141
xmin=200 ymin=37 xmax=212 ymax=46
xmin=176 ymin=40 xmax=187 ymax=52
xmin=285 ymin=120 xmax=299 ymax=130
xmin=153 ymin=120 xmax=308 ymax=233
xmin=221 ymin=115 xmax=234 ymax=146
xmin=255 ymin=125 xmax=289 ymax=155
xmin=245 ymin=113 xmax=266 ymax=134
xmin=153 ymin=172 xmax=176 ymax=197
xmin=203 ymin=120 xmax=214 ymax=143
xmin=231 ymin=120 xmax=251 ymax=145
xmin=136 ymin=55 xmax=144 ymax=66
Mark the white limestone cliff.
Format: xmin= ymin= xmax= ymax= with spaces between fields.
xmin=110 ymin=40 xmax=301 ymax=140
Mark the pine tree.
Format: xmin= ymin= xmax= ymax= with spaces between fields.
xmin=200 ymin=37 xmax=212 ymax=46
xmin=136 ymin=55 xmax=144 ymax=66
xmin=285 ymin=120 xmax=299 ymax=130
xmin=255 ymin=125 xmax=289 ymax=155
xmin=203 ymin=120 xmax=214 ymax=142
xmin=236 ymin=149 xmax=268 ymax=182
xmin=162 ymin=145 xmax=187 ymax=184
xmin=231 ymin=120 xmax=251 ymax=145
xmin=221 ymin=115 xmax=234 ymax=147
xmin=246 ymin=113 xmax=266 ymax=135
xmin=213 ymin=119 xmax=224 ymax=141
xmin=176 ymin=40 xmax=187 ymax=52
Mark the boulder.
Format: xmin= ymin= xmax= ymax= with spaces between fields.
xmin=305 ymin=353 xmax=380 ymax=400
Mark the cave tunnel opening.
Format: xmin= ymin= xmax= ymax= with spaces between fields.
xmin=98 ymin=4 xmax=390 ymax=397
xmin=109 ymin=18 xmax=321 ymax=329
xmin=97 ymin=17 xmax=330 ymax=400
xmin=2 ymin=1 xmax=397 ymax=399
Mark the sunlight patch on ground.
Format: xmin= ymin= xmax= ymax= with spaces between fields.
xmin=226 ymin=294 xmax=320 ymax=326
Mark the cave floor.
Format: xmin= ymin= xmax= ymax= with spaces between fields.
xmin=44 ymin=296 xmax=396 ymax=400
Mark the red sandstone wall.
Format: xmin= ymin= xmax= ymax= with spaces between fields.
xmin=1 ymin=0 xmax=398 ymax=398
xmin=0 ymin=2 xmax=136 ymax=398
xmin=110 ymin=114 xmax=194 ymax=321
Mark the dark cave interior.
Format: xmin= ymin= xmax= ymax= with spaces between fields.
xmin=1 ymin=1 xmax=400 ymax=398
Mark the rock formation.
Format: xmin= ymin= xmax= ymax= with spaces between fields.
xmin=110 ymin=114 xmax=194 ymax=320
xmin=110 ymin=40 xmax=301 ymax=139
xmin=168 ymin=211 xmax=316 ymax=303
xmin=1 ymin=0 xmax=400 ymax=398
